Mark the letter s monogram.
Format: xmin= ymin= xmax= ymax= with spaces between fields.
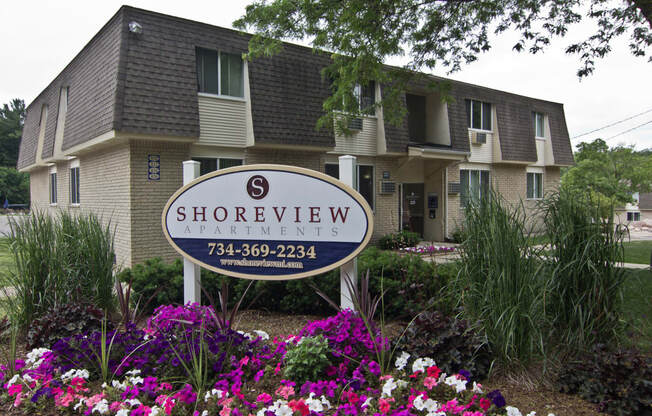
xmin=246 ymin=175 xmax=269 ymax=200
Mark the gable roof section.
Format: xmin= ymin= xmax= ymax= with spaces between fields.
xmin=17 ymin=8 xmax=125 ymax=170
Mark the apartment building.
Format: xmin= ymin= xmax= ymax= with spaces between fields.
xmin=17 ymin=6 xmax=574 ymax=268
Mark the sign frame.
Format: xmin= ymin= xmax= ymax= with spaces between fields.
xmin=161 ymin=164 xmax=374 ymax=281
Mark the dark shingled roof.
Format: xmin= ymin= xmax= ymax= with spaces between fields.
xmin=18 ymin=5 xmax=574 ymax=170
xmin=640 ymin=192 xmax=652 ymax=210
xmin=17 ymin=10 xmax=124 ymax=169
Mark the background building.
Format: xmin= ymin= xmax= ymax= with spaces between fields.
xmin=17 ymin=6 xmax=574 ymax=267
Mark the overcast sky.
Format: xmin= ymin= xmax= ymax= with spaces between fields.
xmin=2 ymin=0 xmax=651 ymax=151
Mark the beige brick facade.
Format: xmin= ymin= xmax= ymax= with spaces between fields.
xmin=30 ymin=141 xmax=564 ymax=267
xmin=129 ymin=140 xmax=191 ymax=266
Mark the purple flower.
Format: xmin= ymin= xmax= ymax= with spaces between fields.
xmin=31 ymin=387 xmax=54 ymax=403
xmin=487 ymin=389 xmax=506 ymax=408
xmin=368 ymin=361 xmax=381 ymax=376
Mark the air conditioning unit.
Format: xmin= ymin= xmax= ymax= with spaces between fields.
xmin=471 ymin=131 xmax=487 ymax=145
xmin=379 ymin=181 xmax=396 ymax=194
xmin=348 ymin=117 xmax=363 ymax=131
xmin=448 ymin=182 xmax=461 ymax=194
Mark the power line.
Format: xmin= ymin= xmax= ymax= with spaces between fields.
xmin=571 ymin=108 xmax=652 ymax=139
xmin=604 ymin=119 xmax=652 ymax=141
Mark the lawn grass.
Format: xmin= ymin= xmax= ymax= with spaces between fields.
xmin=0 ymin=238 xmax=14 ymax=286
xmin=622 ymin=240 xmax=652 ymax=264
xmin=622 ymin=268 xmax=652 ymax=351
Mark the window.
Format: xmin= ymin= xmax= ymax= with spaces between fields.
xmin=49 ymin=166 xmax=57 ymax=205
xmin=354 ymin=82 xmax=376 ymax=115
xmin=196 ymin=48 xmax=244 ymax=97
xmin=70 ymin=160 xmax=80 ymax=205
xmin=192 ymin=157 xmax=243 ymax=176
xmin=460 ymin=169 xmax=490 ymax=206
xmin=526 ymin=172 xmax=543 ymax=199
xmin=465 ymin=99 xmax=491 ymax=131
xmin=626 ymin=212 xmax=641 ymax=221
xmin=533 ymin=112 xmax=545 ymax=137
xmin=324 ymin=163 xmax=374 ymax=210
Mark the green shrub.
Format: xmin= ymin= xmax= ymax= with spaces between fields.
xmin=378 ymin=230 xmax=420 ymax=250
xmin=122 ymin=247 xmax=442 ymax=318
xmin=4 ymin=210 xmax=116 ymax=326
xmin=26 ymin=303 xmax=107 ymax=349
xmin=557 ymin=344 xmax=652 ymax=415
xmin=454 ymin=192 xmax=547 ymax=365
xmin=540 ymin=188 xmax=626 ymax=353
xmin=394 ymin=310 xmax=492 ymax=381
xmin=283 ymin=335 xmax=332 ymax=385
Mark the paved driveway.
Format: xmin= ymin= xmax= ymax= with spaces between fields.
xmin=0 ymin=214 xmax=26 ymax=237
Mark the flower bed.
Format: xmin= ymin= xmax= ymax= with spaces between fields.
xmin=0 ymin=305 xmax=547 ymax=416
xmin=399 ymin=246 xmax=456 ymax=255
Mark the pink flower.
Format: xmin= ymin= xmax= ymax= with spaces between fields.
xmin=275 ymin=385 xmax=295 ymax=399
xmin=274 ymin=362 xmax=281 ymax=375
xmin=239 ymin=356 xmax=250 ymax=367
xmin=13 ymin=392 xmax=22 ymax=407
xmin=109 ymin=402 xmax=123 ymax=412
xmin=7 ymin=383 xmax=22 ymax=396
xmin=85 ymin=393 xmax=105 ymax=407
xmin=289 ymin=399 xmax=310 ymax=416
xmin=220 ymin=406 xmax=231 ymax=416
xmin=479 ymin=397 xmax=491 ymax=411
xmin=55 ymin=392 xmax=74 ymax=407
xmin=424 ymin=377 xmax=437 ymax=390
xmin=256 ymin=393 xmax=272 ymax=404
xmin=378 ymin=398 xmax=392 ymax=414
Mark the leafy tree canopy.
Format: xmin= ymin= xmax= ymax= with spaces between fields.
xmin=562 ymin=139 xmax=652 ymax=207
xmin=234 ymin=0 xmax=651 ymax=132
xmin=0 ymin=98 xmax=26 ymax=168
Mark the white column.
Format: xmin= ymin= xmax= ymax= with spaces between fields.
xmin=339 ymin=155 xmax=358 ymax=310
xmin=183 ymin=160 xmax=201 ymax=304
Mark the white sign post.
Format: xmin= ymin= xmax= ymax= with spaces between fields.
xmin=339 ymin=155 xmax=358 ymax=310
xmin=182 ymin=160 xmax=201 ymax=304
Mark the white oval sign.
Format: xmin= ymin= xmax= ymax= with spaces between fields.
xmin=162 ymin=164 xmax=374 ymax=280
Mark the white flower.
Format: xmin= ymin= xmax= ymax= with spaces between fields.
xmin=257 ymin=409 xmax=268 ymax=416
xmin=128 ymin=376 xmax=144 ymax=385
xmin=412 ymin=357 xmax=436 ymax=373
xmin=275 ymin=404 xmax=293 ymax=416
xmin=126 ymin=369 xmax=142 ymax=376
xmin=397 ymin=379 xmax=409 ymax=389
xmin=23 ymin=374 xmax=35 ymax=384
xmin=101 ymin=382 xmax=108 ymax=389
xmin=382 ymin=378 xmax=398 ymax=397
xmin=201 ymin=411 xmax=209 ymax=416
xmin=237 ymin=330 xmax=253 ymax=340
xmin=25 ymin=348 xmax=51 ymax=369
xmin=423 ymin=399 xmax=439 ymax=413
xmin=320 ymin=395 xmax=331 ymax=409
xmin=505 ymin=406 xmax=523 ymax=416
xmin=413 ymin=395 xmax=427 ymax=411
xmin=253 ymin=330 xmax=270 ymax=340
xmin=306 ymin=393 xmax=324 ymax=412
xmin=116 ymin=410 xmax=130 ymax=416
xmin=112 ymin=379 xmax=127 ymax=391
xmin=444 ymin=375 xmax=467 ymax=393
xmin=362 ymin=397 xmax=372 ymax=408
xmin=92 ymin=399 xmax=109 ymax=414
xmin=472 ymin=381 xmax=483 ymax=393
xmin=149 ymin=406 xmax=162 ymax=416
xmin=125 ymin=398 xmax=142 ymax=407
xmin=61 ymin=368 xmax=90 ymax=381
xmin=7 ymin=374 xmax=20 ymax=386
xmin=526 ymin=412 xmax=536 ymax=416
xmin=395 ymin=351 xmax=410 ymax=370
xmin=74 ymin=399 xmax=85 ymax=411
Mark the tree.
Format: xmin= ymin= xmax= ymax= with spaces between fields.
xmin=0 ymin=167 xmax=29 ymax=206
xmin=234 ymin=0 xmax=651 ymax=131
xmin=562 ymin=139 xmax=652 ymax=207
xmin=0 ymin=99 xmax=26 ymax=168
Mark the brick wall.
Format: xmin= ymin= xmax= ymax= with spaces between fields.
xmin=29 ymin=167 xmax=50 ymax=211
xmin=78 ymin=144 xmax=132 ymax=267
xmin=129 ymin=140 xmax=190 ymax=265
